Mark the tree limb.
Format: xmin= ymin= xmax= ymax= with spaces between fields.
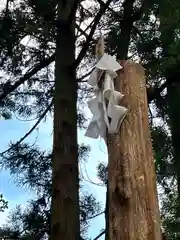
xmin=76 ymin=23 xmax=90 ymax=39
xmin=147 ymin=68 xmax=180 ymax=103
xmin=147 ymin=83 xmax=166 ymax=103
xmin=0 ymin=54 xmax=55 ymax=102
xmin=87 ymin=211 xmax=104 ymax=220
xmin=0 ymin=100 xmax=53 ymax=156
xmin=5 ymin=0 xmax=10 ymax=15
xmin=132 ymin=25 xmax=144 ymax=41
xmin=96 ymin=0 xmax=119 ymax=15
xmin=92 ymin=230 xmax=105 ymax=240
xmin=75 ymin=0 xmax=112 ymax=68
xmin=77 ymin=68 xmax=94 ymax=82
xmin=130 ymin=0 xmax=146 ymax=22
xmin=68 ymin=0 xmax=81 ymax=25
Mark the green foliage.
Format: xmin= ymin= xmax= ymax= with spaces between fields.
xmin=161 ymin=191 xmax=180 ymax=239
xmin=0 ymin=141 xmax=101 ymax=238
xmin=0 ymin=194 xmax=8 ymax=212
xmin=0 ymin=143 xmax=52 ymax=193
xmin=151 ymin=126 xmax=173 ymax=178
xmin=97 ymin=162 xmax=108 ymax=185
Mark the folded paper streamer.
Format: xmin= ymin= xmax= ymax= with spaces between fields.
xmin=85 ymin=53 xmax=128 ymax=141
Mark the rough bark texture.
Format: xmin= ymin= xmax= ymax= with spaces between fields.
xmin=108 ymin=62 xmax=161 ymax=240
xmin=51 ymin=2 xmax=79 ymax=240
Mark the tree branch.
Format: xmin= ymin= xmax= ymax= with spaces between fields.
xmin=92 ymin=230 xmax=105 ymax=240
xmin=147 ymin=83 xmax=166 ymax=103
xmin=76 ymin=23 xmax=90 ymax=39
xmin=130 ymin=0 xmax=146 ymax=22
xmin=5 ymin=0 xmax=10 ymax=15
xmin=77 ymin=68 xmax=94 ymax=82
xmin=96 ymin=0 xmax=119 ymax=15
xmin=0 ymin=54 xmax=55 ymax=102
xmin=75 ymin=0 xmax=112 ymax=68
xmin=87 ymin=211 xmax=104 ymax=220
xmin=0 ymin=100 xmax=53 ymax=156
xmin=147 ymin=68 xmax=180 ymax=103
xmin=68 ymin=0 xmax=81 ymax=25
xmin=132 ymin=25 xmax=144 ymax=41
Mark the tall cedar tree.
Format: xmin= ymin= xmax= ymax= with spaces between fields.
xmin=104 ymin=0 xmax=180 ymax=238
xmin=0 ymin=0 xmax=111 ymax=239
xmin=51 ymin=1 xmax=79 ymax=239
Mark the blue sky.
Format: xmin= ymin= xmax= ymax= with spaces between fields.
xmin=0 ymin=115 xmax=107 ymax=239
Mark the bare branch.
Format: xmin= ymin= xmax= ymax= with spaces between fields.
xmin=0 ymin=100 xmax=53 ymax=156
xmin=77 ymin=68 xmax=94 ymax=82
xmin=96 ymin=0 xmax=118 ymax=15
xmin=68 ymin=0 xmax=81 ymax=25
xmin=76 ymin=24 xmax=90 ymax=39
xmin=5 ymin=0 xmax=10 ymax=15
xmin=92 ymin=230 xmax=105 ymax=240
xmin=132 ymin=25 xmax=144 ymax=41
xmin=87 ymin=211 xmax=104 ymax=220
xmin=0 ymin=54 xmax=55 ymax=102
xmin=75 ymin=0 xmax=112 ymax=67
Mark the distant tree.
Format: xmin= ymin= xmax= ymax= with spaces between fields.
xmin=0 ymin=142 xmax=102 ymax=239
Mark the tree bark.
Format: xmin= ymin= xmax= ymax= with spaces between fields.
xmin=108 ymin=62 xmax=161 ymax=239
xmin=105 ymin=183 xmax=109 ymax=240
xmin=51 ymin=2 xmax=79 ymax=239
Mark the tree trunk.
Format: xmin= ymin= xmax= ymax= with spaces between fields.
xmin=116 ymin=0 xmax=134 ymax=60
xmin=105 ymin=183 xmax=109 ymax=240
xmin=51 ymin=2 xmax=79 ymax=239
xmin=167 ymin=80 xmax=180 ymax=202
xmin=108 ymin=62 xmax=161 ymax=239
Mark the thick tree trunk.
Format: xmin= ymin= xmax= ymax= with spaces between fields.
xmin=51 ymin=2 xmax=79 ymax=240
xmin=167 ymin=81 xmax=180 ymax=201
xmin=108 ymin=62 xmax=161 ymax=239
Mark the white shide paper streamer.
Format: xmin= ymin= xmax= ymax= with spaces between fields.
xmin=85 ymin=53 xmax=128 ymax=141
